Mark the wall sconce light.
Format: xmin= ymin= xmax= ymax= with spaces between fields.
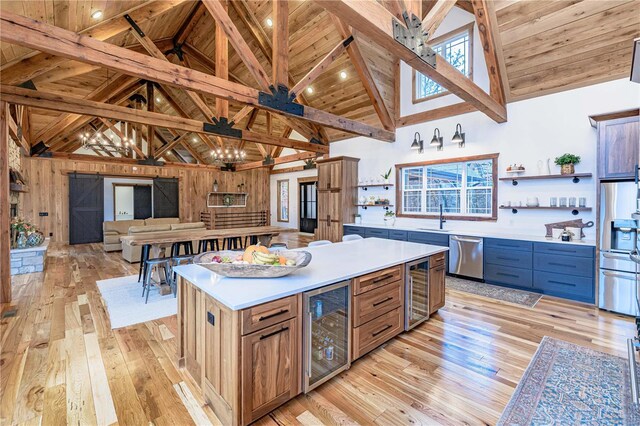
xmin=411 ymin=132 xmax=424 ymax=153
xmin=452 ymin=123 xmax=465 ymax=147
xmin=430 ymin=128 xmax=443 ymax=151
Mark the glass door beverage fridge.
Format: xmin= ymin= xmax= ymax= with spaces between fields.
xmin=303 ymin=281 xmax=351 ymax=392
xmin=405 ymin=257 xmax=430 ymax=330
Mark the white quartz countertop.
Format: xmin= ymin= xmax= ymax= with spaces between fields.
xmin=173 ymin=238 xmax=447 ymax=311
xmin=344 ymin=223 xmax=596 ymax=247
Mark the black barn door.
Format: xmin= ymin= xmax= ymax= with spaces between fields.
xmin=153 ymin=178 xmax=179 ymax=218
xmin=133 ymin=185 xmax=152 ymax=219
xmin=69 ymin=174 xmax=104 ymax=245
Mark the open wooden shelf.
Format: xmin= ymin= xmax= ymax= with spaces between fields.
xmin=499 ymin=173 xmax=592 ymax=185
xmin=357 ymin=183 xmax=393 ymax=190
xmin=500 ymin=206 xmax=592 ymax=215
xmin=356 ymin=204 xmax=393 ymax=210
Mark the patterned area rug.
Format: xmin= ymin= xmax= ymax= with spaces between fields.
xmin=446 ymin=276 xmax=542 ymax=308
xmin=498 ymin=337 xmax=640 ymax=425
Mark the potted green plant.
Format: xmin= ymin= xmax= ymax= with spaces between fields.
xmin=554 ymin=153 xmax=581 ymax=175
xmin=381 ymin=168 xmax=392 ymax=184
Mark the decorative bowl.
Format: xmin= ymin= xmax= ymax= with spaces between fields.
xmin=193 ymin=250 xmax=312 ymax=278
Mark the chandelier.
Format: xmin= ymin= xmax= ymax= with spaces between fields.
xmin=210 ymin=147 xmax=247 ymax=166
xmin=79 ymin=130 xmax=131 ymax=155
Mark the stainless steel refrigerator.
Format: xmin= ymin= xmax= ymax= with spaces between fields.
xmin=599 ymin=181 xmax=640 ymax=315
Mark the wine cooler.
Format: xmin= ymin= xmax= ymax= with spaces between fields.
xmin=303 ymin=281 xmax=351 ymax=392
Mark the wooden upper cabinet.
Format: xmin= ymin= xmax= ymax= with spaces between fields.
xmin=593 ymin=112 xmax=639 ymax=180
xmin=316 ymin=157 xmax=359 ymax=242
xmin=241 ymin=318 xmax=299 ymax=424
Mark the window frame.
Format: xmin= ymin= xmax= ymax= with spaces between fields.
xmin=394 ymin=153 xmax=498 ymax=221
xmin=412 ymin=22 xmax=475 ymax=104
xmin=277 ymin=179 xmax=289 ymax=222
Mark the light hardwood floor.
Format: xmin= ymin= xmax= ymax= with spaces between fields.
xmin=1 ymin=235 xmax=635 ymax=425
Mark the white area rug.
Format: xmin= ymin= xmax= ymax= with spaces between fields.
xmin=96 ymin=274 xmax=177 ymax=329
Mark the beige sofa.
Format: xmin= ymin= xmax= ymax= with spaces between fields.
xmin=121 ymin=221 xmax=207 ymax=263
xmin=102 ymin=218 xmax=179 ymax=252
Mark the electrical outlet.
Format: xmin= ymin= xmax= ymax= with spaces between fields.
xmin=49 ymin=232 xmax=53 ymax=237
xmin=39 ymin=212 xmax=48 ymax=217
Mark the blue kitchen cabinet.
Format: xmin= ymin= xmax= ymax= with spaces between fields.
xmin=484 ymin=238 xmax=533 ymax=289
xmin=343 ymin=226 xmax=365 ymax=237
xmin=364 ymin=228 xmax=389 ymax=239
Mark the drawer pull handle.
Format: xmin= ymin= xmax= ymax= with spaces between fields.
xmin=497 ymin=272 xmax=518 ymax=278
xmin=372 ymin=324 xmax=392 ymax=337
xmin=258 ymin=309 xmax=289 ymax=322
xmin=496 ymin=256 xmax=519 ymax=261
xmin=372 ymin=274 xmax=394 ymax=284
xmin=372 ymin=297 xmax=393 ymax=307
xmin=260 ymin=326 xmax=289 ymax=340
xmin=547 ymin=280 xmax=576 ymax=287
xmin=549 ymin=262 xmax=576 ymax=268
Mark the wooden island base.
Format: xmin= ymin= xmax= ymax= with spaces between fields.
xmin=177 ymin=253 xmax=446 ymax=426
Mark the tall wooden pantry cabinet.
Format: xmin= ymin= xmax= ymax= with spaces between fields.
xmin=316 ymin=157 xmax=359 ymax=242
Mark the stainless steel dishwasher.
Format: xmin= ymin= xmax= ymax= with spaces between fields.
xmin=449 ymin=235 xmax=484 ymax=279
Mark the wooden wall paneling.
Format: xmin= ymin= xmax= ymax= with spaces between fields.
xmin=20 ymin=156 xmax=270 ymax=243
xmin=0 ymin=101 xmax=10 ymax=303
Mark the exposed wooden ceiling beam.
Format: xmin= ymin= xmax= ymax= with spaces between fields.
xmin=1 ymin=86 xmax=330 ymax=154
xmin=6 ymin=107 xmax=30 ymax=155
xmin=332 ymin=17 xmax=395 ymax=132
xmin=174 ymin=2 xmax=206 ymax=46
xmin=272 ymin=0 xmax=289 ymax=87
xmin=0 ymin=0 xmax=187 ymax=85
xmin=471 ymin=0 xmax=509 ymax=105
xmin=201 ymin=0 xmax=271 ymax=91
xmin=47 ymin=80 xmax=143 ymax=151
xmin=0 ymin=10 xmax=394 ymax=141
xmin=236 ymin=151 xmax=319 ymax=171
xmin=215 ymin=1 xmax=230 ymax=119
xmin=422 ymin=0 xmax=457 ymax=40
xmin=317 ymin=0 xmax=507 ymax=123
xmin=291 ymin=36 xmax=353 ymax=97
xmin=155 ymin=133 xmax=188 ymax=159
xmin=228 ymin=0 xmax=329 ymax=143
xmin=396 ymin=102 xmax=475 ymax=127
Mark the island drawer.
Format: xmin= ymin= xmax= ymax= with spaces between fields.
xmin=353 ymin=280 xmax=402 ymax=327
xmin=429 ymin=252 xmax=446 ymax=269
xmin=352 ymin=306 xmax=403 ymax=360
xmin=353 ymin=265 xmax=403 ymax=295
xmin=241 ymin=295 xmax=298 ymax=335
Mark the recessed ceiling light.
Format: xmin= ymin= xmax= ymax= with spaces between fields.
xmin=167 ymin=150 xmax=172 ymax=155
xmin=266 ymin=18 xmax=273 ymax=27
xmin=91 ymin=10 xmax=103 ymax=20
xmin=193 ymin=137 xmax=198 ymax=142
xmin=155 ymin=97 xmax=161 ymax=103
xmin=340 ymin=71 xmax=347 ymax=79
xmin=307 ymin=87 xmax=313 ymax=94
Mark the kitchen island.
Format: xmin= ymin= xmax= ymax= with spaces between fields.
xmin=173 ymin=238 xmax=448 ymax=425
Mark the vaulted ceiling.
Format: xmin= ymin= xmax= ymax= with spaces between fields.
xmin=0 ymin=0 xmax=638 ymax=166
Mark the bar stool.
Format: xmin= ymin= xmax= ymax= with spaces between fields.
xmin=223 ymin=237 xmax=243 ymax=250
xmin=198 ymin=239 xmax=219 ymax=254
xmin=138 ymin=244 xmax=151 ymax=283
xmin=171 ymin=241 xmax=193 ymax=257
xmin=170 ymin=254 xmax=194 ymax=297
xmin=141 ymin=257 xmax=171 ymax=304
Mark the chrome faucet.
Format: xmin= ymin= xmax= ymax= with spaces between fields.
xmin=439 ymin=204 xmax=446 ymax=230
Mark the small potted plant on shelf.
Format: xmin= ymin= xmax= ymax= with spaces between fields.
xmin=383 ymin=210 xmax=395 ymax=226
xmin=381 ymin=168 xmax=392 ymax=184
xmin=554 ymin=153 xmax=581 ymax=175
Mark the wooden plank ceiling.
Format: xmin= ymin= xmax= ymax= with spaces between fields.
xmin=0 ymin=0 xmax=638 ymax=165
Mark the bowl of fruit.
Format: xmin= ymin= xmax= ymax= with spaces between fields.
xmin=193 ymin=243 xmax=312 ymax=278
